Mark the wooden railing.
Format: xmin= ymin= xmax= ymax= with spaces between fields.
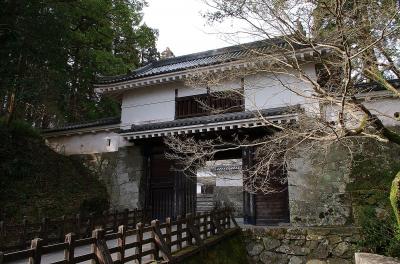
xmin=0 ymin=208 xmax=239 ymax=264
xmin=175 ymin=91 xmax=244 ymax=119
xmin=0 ymin=209 xmax=147 ymax=252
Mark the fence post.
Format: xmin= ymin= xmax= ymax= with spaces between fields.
xmin=212 ymin=210 xmax=222 ymax=234
xmin=112 ymin=210 xmax=118 ymax=232
xmin=117 ymin=225 xmax=126 ymax=262
xmin=92 ymin=229 xmax=112 ymax=264
xmin=151 ymin=220 xmax=173 ymax=262
xmin=133 ymin=209 xmax=138 ymax=228
xmin=136 ymin=223 xmax=143 ymax=264
xmin=186 ymin=213 xmax=193 ymax=246
xmin=64 ymin=233 xmax=76 ymax=264
xmin=150 ymin=220 xmax=159 ymax=261
xmin=195 ymin=212 xmax=201 ymax=237
xmin=0 ymin=251 xmax=3 ymax=264
xmin=29 ymin=238 xmax=44 ymax=264
xmin=186 ymin=215 xmax=203 ymax=248
xmin=210 ymin=212 xmax=215 ymax=236
xmin=165 ymin=217 xmax=172 ymax=252
xmin=176 ymin=215 xmax=182 ymax=251
xmin=123 ymin=209 xmax=129 ymax=227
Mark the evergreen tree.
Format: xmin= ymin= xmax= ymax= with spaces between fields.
xmin=0 ymin=0 xmax=159 ymax=127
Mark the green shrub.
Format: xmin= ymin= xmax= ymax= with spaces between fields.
xmin=0 ymin=118 xmax=41 ymax=139
xmin=357 ymin=206 xmax=400 ymax=256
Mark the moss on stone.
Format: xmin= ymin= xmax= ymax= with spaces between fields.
xmin=182 ymin=233 xmax=248 ymax=264
xmin=346 ymin=137 xmax=400 ymax=257
xmin=390 ymin=172 xmax=400 ymax=226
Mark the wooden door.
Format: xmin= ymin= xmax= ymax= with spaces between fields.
xmin=243 ymin=147 xmax=290 ymax=225
xmin=147 ymin=149 xmax=196 ymax=221
xmin=255 ymin=180 xmax=289 ymax=225
xmin=149 ymin=153 xmax=175 ymax=221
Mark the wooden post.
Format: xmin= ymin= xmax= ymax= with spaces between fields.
xmin=92 ymin=229 xmax=112 ymax=264
xmin=29 ymin=238 xmax=44 ymax=264
xmin=150 ymin=221 xmax=159 ymax=261
xmin=210 ymin=212 xmax=215 ymax=236
xmin=64 ymin=233 xmax=76 ymax=264
xmin=40 ymin=218 xmax=49 ymax=244
xmin=123 ymin=209 xmax=129 ymax=227
xmin=117 ymin=225 xmax=126 ymax=262
xmin=151 ymin=220 xmax=173 ymax=262
xmin=0 ymin=251 xmax=3 ymax=264
xmin=133 ymin=208 xmax=138 ymax=227
xmin=176 ymin=215 xmax=182 ymax=250
xmin=186 ymin=213 xmax=193 ymax=246
xmin=136 ymin=223 xmax=143 ymax=264
xmin=165 ymin=217 xmax=172 ymax=252
xmin=195 ymin=212 xmax=201 ymax=238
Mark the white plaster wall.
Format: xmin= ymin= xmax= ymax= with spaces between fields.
xmin=364 ymin=99 xmax=400 ymax=126
xmin=46 ymin=131 xmax=131 ymax=155
xmin=244 ymin=64 xmax=318 ymax=113
xmin=323 ymin=98 xmax=400 ymax=127
xmin=121 ymin=83 xmax=176 ymax=129
xmin=120 ymin=65 xmax=318 ymax=128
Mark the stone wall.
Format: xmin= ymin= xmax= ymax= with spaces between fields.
xmin=244 ymin=226 xmax=360 ymax=264
xmin=73 ymin=145 xmax=145 ymax=210
xmin=287 ymin=146 xmax=353 ymax=226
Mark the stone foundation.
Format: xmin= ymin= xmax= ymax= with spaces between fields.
xmin=73 ymin=145 xmax=145 ymax=210
xmin=287 ymin=146 xmax=353 ymax=226
xmin=355 ymin=253 xmax=400 ymax=264
xmin=244 ymin=226 xmax=360 ymax=264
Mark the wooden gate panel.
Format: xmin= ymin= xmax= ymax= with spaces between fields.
xmin=242 ymin=147 xmax=290 ymax=225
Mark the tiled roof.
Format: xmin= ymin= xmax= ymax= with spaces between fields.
xmin=97 ymin=38 xmax=305 ymax=85
xmin=42 ymin=116 xmax=120 ymax=134
xmin=122 ymin=106 xmax=299 ymax=134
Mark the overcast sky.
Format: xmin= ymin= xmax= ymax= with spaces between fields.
xmin=143 ymin=0 xmax=254 ymax=56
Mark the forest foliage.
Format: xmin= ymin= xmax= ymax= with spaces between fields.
xmin=0 ymin=120 xmax=109 ymax=221
xmin=0 ymin=0 xmax=159 ymax=128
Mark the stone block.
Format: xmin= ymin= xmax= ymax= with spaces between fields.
xmin=355 ymin=253 xmax=400 ymax=264
xmin=247 ymin=242 xmax=264 ymax=256
xmin=332 ymin=242 xmax=351 ymax=257
xmin=311 ymin=243 xmax=329 ymax=259
xmin=289 ymin=256 xmax=306 ymax=264
xmin=260 ymin=251 xmax=289 ymax=264
xmin=263 ymin=237 xmax=281 ymax=250
xmin=275 ymin=244 xmax=310 ymax=256
xmin=306 ymin=260 xmax=327 ymax=264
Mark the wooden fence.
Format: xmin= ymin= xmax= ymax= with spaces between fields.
xmin=0 ymin=208 xmax=239 ymax=264
xmin=0 ymin=209 xmax=147 ymax=252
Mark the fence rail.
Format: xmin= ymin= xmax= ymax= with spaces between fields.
xmin=0 ymin=209 xmax=147 ymax=252
xmin=0 ymin=208 xmax=239 ymax=264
